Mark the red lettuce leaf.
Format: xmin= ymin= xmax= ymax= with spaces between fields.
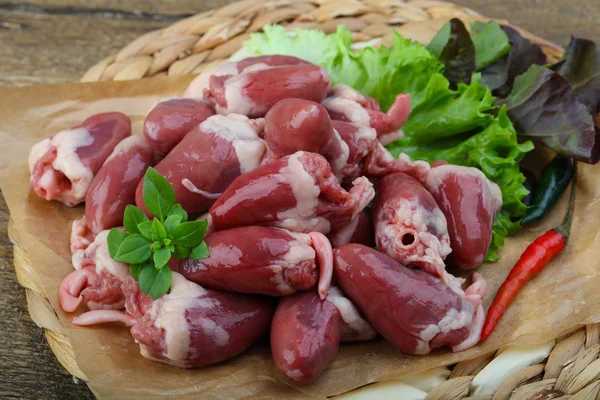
xmin=481 ymin=26 xmax=547 ymax=96
xmin=427 ymin=18 xmax=475 ymax=88
xmin=497 ymin=64 xmax=600 ymax=164
xmin=551 ymin=37 xmax=600 ymax=114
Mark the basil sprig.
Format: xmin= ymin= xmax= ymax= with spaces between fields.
xmin=107 ymin=167 xmax=209 ymax=299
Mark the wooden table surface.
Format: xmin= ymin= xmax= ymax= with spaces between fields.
xmin=1 ymin=1 xmax=599 ymax=398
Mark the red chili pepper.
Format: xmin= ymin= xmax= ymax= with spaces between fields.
xmin=480 ymin=161 xmax=577 ymax=343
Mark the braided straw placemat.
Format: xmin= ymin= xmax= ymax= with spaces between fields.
xmin=11 ymin=0 xmax=600 ymax=398
xmin=80 ymin=0 xmax=564 ymax=82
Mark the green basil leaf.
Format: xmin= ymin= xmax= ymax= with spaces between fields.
xmin=114 ymin=234 xmax=152 ymax=264
xmin=123 ymin=205 xmax=148 ymax=235
xmin=139 ymin=265 xmax=172 ymax=300
xmin=164 ymin=215 xmax=182 ymax=235
xmin=190 ymin=241 xmax=210 ymax=260
xmin=143 ymin=167 xmax=175 ymax=221
xmin=150 ymin=241 xmax=162 ymax=250
xmin=151 ymin=218 xmax=167 ymax=241
xmin=172 ymin=244 xmax=189 ymax=259
xmin=130 ymin=263 xmax=143 ymax=281
xmin=166 ymin=243 xmax=175 ymax=253
xmin=107 ymin=228 xmax=128 ymax=260
xmin=138 ymin=221 xmax=153 ymax=239
xmin=153 ymin=247 xmax=171 ymax=269
xmin=172 ymin=220 xmax=208 ymax=247
xmin=167 ymin=204 xmax=188 ymax=222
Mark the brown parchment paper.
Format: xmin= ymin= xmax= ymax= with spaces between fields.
xmin=1 ymin=77 xmax=600 ymax=400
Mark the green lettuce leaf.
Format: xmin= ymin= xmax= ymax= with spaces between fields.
xmin=470 ymin=21 xmax=511 ymax=70
xmin=246 ymin=25 xmax=533 ymax=262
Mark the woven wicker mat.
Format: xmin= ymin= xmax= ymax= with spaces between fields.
xmin=10 ymin=0 xmax=600 ymax=399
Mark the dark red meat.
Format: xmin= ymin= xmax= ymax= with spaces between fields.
xmin=72 ymin=273 xmax=275 ymax=368
xmin=322 ymin=84 xmax=411 ymax=145
xmin=333 ymin=244 xmax=483 ymax=354
xmin=179 ymin=226 xmax=333 ymax=299
xmin=143 ymin=98 xmax=215 ymax=155
xmin=184 ymin=55 xmax=311 ymax=99
xmin=332 ymin=120 xmax=430 ymax=184
xmin=206 ymin=63 xmax=331 ymax=118
xmin=86 ymin=135 xmax=156 ymax=234
xmin=426 ymin=165 xmax=503 ymax=270
xmin=373 ymin=173 xmax=453 ymax=286
xmin=263 ymin=99 xmax=349 ymax=179
xmin=135 ymin=114 xmax=266 ymax=215
xmin=29 ymin=112 xmax=131 ymax=206
xmin=271 ymin=287 xmax=375 ymax=384
xmin=60 ymin=230 xmax=129 ymax=312
xmin=271 ymin=290 xmax=341 ymax=384
xmin=207 ymin=151 xmax=374 ymax=238
xmin=348 ymin=211 xmax=375 ymax=247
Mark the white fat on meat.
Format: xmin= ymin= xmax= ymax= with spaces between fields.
xmin=181 ymin=179 xmax=222 ymax=199
xmin=148 ymin=273 xmax=230 ymax=366
xmin=286 ymin=369 xmax=305 ymax=381
xmin=355 ymin=126 xmax=377 ymax=142
xmin=329 ymin=129 xmax=351 ymax=180
xmin=284 ymin=231 xmax=316 ymax=264
xmin=29 ymin=127 xmax=95 ymax=205
xmin=183 ymin=62 xmax=240 ymax=98
xmin=380 ymin=197 xmax=451 ymax=261
xmin=104 ymin=135 xmax=149 ymax=164
xmin=326 ymin=287 xmax=376 ymax=341
xmin=379 ymin=129 xmax=404 ymax=146
xmin=205 ymin=245 xmax=243 ymax=271
xmin=71 ymin=216 xmax=94 ymax=269
xmin=377 ymin=197 xmax=461 ymax=291
xmin=322 ymin=97 xmax=370 ymax=127
xmin=416 ymin=303 xmax=474 ymax=355
xmin=349 ymin=177 xmax=375 ymax=221
xmin=199 ymin=114 xmax=266 ymax=174
xmin=426 ymin=165 xmax=503 ymax=215
xmin=275 ymin=153 xmax=330 ymax=233
xmin=83 ymin=230 xmax=129 ymax=281
xmin=269 ymin=231 xmax=316 ymax=294
xmin=218 ymin=63 xmax=271 ymax=116
xmin=329 ymin=84 xmax=368 ymax=104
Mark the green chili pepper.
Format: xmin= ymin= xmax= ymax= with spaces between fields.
xmin=521 ymin=155 xmax=574 ymax=225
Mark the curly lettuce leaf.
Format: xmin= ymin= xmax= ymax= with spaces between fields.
xmin=246 ymin=25 xmax=533 ymax=262
xmin=481 ymin=25 xmax=547 ymax=96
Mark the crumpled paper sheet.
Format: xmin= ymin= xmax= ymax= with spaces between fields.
xmin=1 ymin=77 xmax=599 ymax=400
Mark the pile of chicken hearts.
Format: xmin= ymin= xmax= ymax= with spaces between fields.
xmin=29 ymin=55 xmax=500 ymax=384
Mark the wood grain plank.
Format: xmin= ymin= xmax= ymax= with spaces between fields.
xmin=455 ymin=0 xmax=600 ymax=45
xmin=0 ymin=10 xmax=168 ymax=86
xmin=0 ymin=0 xmax=234 ymax=16
xmin=0 ymin=194 xmax=93 ymax=400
